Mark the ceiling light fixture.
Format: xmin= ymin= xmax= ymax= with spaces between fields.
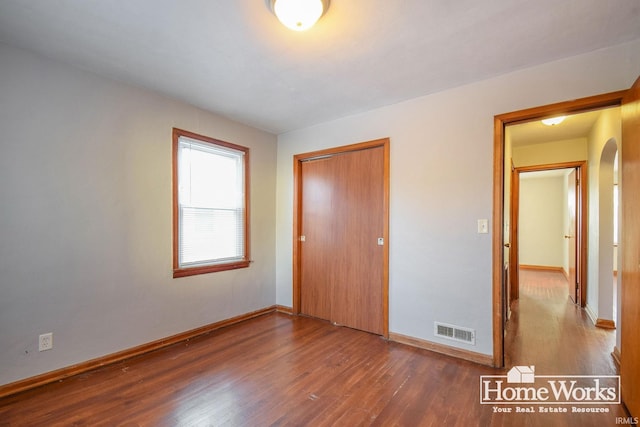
xmin=270 ymin=0 xmax=330 ymax=31
xmin=541 ymin=116 xmax=566 ymax=126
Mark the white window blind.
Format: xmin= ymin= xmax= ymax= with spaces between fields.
xmin=177 ymin=136 xmax=246 ymax=268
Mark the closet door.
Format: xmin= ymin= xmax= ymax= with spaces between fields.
xmin=299 ymin=146 xmax=385 ymax=335
xmin=299 ymin=157 xmax=335 ymax=321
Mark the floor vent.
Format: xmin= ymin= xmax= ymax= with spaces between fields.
xmin=434 ymin=322 xmax=476 ymax=345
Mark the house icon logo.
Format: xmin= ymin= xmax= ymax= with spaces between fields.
xmin=507 ymin=366 xmax=535 ymax=383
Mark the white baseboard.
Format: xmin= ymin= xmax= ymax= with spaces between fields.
xmin=585 ymin=303 xmax=598 ymax=325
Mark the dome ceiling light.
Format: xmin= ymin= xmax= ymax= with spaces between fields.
xmin=270 ymin=0 xmax=330 ymax=31
xmin=541 ymin=116 xmax=566 ymax=126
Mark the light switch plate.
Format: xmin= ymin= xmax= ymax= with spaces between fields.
xmin=477 ymin=219 xmax=489 ymax=234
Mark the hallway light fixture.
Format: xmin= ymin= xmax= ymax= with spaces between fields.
xmin=541 ymin=116 xmax=566 ymax=126
xmin=270 ymin=0 xmax=330 ymax=31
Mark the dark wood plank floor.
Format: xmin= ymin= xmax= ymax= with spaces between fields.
xmin=0 ymin=270 xmax=627 ymax=426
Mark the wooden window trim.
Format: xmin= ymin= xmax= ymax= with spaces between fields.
xmin=172 ymin=128 xmax=250 ymax=278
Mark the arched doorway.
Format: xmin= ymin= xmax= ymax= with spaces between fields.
xmin=593 ymin=138 xmax=618 ymax=329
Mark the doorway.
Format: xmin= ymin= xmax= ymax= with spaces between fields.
xmin=509 ymin=162 xmax=587 ymax=308
xmin=292 ymin=138 xmax=390 ymax=337
xmin=491 ymin=90 xmax=627 ymax=367
xmin=494 ymin=76 xmax=640 ymax=418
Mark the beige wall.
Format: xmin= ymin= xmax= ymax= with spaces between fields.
xmin=586 ymin=107 xmax=621 ymax=332
xmin=512 ymin=138 xmax=588 ymax=167
xmin=518 ymin=174 xmax=566 ymax=268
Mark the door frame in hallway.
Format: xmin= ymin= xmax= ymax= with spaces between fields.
xmin=292 ymin=138 xmax=390 ymax=337
xmin=492 ymin=90 xmax=627 ymax=368
xmin=510 ymin=162 xmax=587 ymax=306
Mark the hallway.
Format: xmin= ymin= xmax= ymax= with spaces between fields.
xmin=504 ymin=268 xmax=618 ymax=378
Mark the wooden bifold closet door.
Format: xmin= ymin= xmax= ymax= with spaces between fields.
xmin=299 ymin=145 xmax=385 ymax=335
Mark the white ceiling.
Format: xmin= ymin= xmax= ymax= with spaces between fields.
xmin=0 ymin=0 xmax=639 ymax=134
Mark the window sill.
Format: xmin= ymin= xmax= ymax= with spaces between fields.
xmin=173 ymin=260 xmax=250 ymax=278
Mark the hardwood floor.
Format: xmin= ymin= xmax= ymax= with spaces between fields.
xmin=505 ymin=269 xmax=618 ymax=375
xmin=0 ymin=270 xmax=628 ymax=426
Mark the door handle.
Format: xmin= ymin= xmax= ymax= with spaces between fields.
xmin=504 ymin=243 xmax=510 ymax=248
xmin=564 ymin=235 xmax=572 ymax=239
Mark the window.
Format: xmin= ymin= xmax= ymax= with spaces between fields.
xmin=172 ymin=128 xmax=249 ymax=277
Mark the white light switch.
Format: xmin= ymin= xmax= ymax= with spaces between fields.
xmin=477 ymin=219 xmax=489 ymax=234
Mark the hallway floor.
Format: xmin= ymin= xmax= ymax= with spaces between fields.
xmin=505 ymin=268 xmax=619 ymax=376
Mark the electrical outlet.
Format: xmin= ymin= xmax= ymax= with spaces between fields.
xmin=39 ymin=333 xmax=53 ymax=352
